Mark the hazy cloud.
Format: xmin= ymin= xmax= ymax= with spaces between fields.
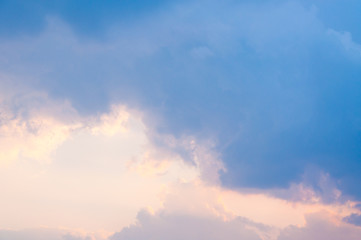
xmin=279 ymin=212 xmax=361 ymax=240
xmin=0 ymin=228 xmax=93 ymax=240
xmin=344 ymin=213 xmax=361 ymax=227
xmin=110 ymin=210 xmax=263 ymax=240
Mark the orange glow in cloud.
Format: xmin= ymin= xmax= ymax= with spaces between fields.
xmin=0 ymin=99 xmax=360 ymax=240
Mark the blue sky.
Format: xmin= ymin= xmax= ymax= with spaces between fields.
xmin=1 ymin=0 xmax=361 ymax=239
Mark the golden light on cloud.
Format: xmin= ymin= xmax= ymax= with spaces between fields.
xmin=0 ymin=102 xmax=200 ymax=235
xmin=1 ymin=94 xmax=360 ymax=240
xmin=2 ymin=2 xmax=361 ymax=239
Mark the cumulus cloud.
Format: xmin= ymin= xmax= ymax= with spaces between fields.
xmin=0 ymin=84 xmax=81 ymax=165
xmin=110 ymin=210 xmax=263 ymax=240
xmin=0 ymin=88 xmax=203 ymax=233
xmin=1 ymin=1 xmax=361 ymax=239
xmin=1 ymin=0 xmax=360 ymax=199
xmin=0 ymin=86 xmax=360 ymax=240
xmin=109 ymin=203 xmax=361 ymax=240
xmin=0 ymin=81 xmax=140 ymax=166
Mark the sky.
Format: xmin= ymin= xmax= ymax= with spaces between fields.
xmin=1 ymin=0 xmax=361 ymax=239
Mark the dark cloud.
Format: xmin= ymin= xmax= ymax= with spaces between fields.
xmin=1 ymin=0 xmax=361 ymax=199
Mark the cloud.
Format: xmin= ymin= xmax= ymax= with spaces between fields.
xmin=0 ymin=82 xmax=139 ymax=166
xmin=1 ymin=0 xmax=360 ymax=199
xmin=0 ymin=228 xmax=95 ymax=240
xmin=111 ymin=211 xmax=361 ymax=240
xmin=305 ymin=0 xmax=361 ymax=43
xmin=90 ymin=105 xmax=130 ymax=136
xmin=344 ymin=213 xmax=361 ymax=227
xmin=1 ymin=0 xmax=361 ymax=203
xmin=110 ymin=210 xmax=361 ymax=240
xmin=0 ymin=0 xmax=170 ymax=38
xmin=2 ymin=2 xmax=361 ymax=239
xmin=109 ymin=210 xmax=263 ymax=240
xmin=0 ymin=89 xmax=202 ymax=233
xmin=278 ymin=212 xmax=361 ymax=240
xmin=0 ymin=84 xmax=81 ymax=165
xmin=0 ymin=85 xmax=359 ymax=237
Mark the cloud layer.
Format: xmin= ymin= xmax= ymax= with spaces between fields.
xmin=1 ymin=0 xmax=361 ymax=239
xmin=110 ymin=211 xmax=262 ymax=240
xmin=1 ymin=0 xmax=361 ymax=198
